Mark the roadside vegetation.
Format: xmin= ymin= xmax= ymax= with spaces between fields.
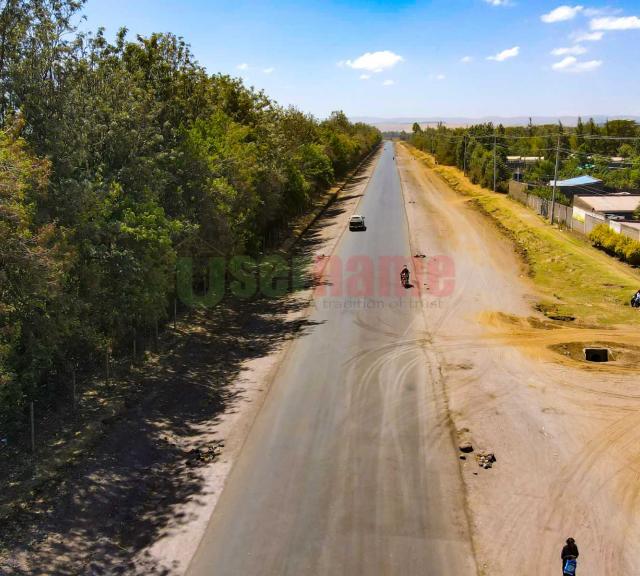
xmin=589 ymin=223 xmax=640 ymax=266
xmin=408 ymin=119 xmax=640 ymax=193
xmin=0 ymin=0 xmax=380 ymax=443
xmin=402 ymin=144 xmax=640 ymax=327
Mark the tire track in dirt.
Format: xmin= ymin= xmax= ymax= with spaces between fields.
xmin=396 ymin=142 xmax=640 ymax=575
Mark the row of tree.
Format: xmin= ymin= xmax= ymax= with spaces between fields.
xmin=408 ymin=118 xmax=640 ymax=193
xmin=0 ymin=0 xmax=380 ymax=437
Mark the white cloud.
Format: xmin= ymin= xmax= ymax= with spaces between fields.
xmin=341 ymin=50 xmax=404 ymax=73
xmin=552 ymin=56 xmax=602 ymax=72
xmin=572 ymin=30 xmax=604 ymax=41
xmin=590 ymin=15 xmax=640 ymax=30
xmin=263 ymin=67 xmax=275 ymax=74
xmin=460 ymin=56 xmax=473 ymax=63
xmin=584 ymin=7 xmax=623 ymax=17
xmin=487 ymin=46 xmax=520 ymax=61
xmin=359 ymin=74 xmax=371 ymax=80
xmin=484 ymin=0 xmax=512 ymax=6
xmin=551 ymin=45 xmax=587 ymax=55
xmin=236 ymin=63 xmax=249 ymax=70
xmin=541 ymin=5 xmax=584 ymax=23
xmin=382 ymin=79 xmax=395 ymax=86
xmin=436 ymin=74 xmax=446 ymax=80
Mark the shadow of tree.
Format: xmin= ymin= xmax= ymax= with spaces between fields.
xmin=0 ymin=161 xmax=362 ymax=575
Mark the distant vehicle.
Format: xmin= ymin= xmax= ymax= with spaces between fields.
xmin=349 ymin=215 xmax=366 ymax=231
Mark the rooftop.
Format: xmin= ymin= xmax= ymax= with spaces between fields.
xmin=549 ymin=175 xmax=602 ymax=187
xmin=574 ymin=194 xmax=640 ymax=213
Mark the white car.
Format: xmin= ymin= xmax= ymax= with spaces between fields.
xmin=349 ymin=215 xmax=366 ymax=231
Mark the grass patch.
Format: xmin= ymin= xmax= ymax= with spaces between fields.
xmin=403 ymin=143 xmax=640 ymax=327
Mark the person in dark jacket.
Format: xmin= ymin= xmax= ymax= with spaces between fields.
xmin=561 ymin=537 xmax=579 ymax=574
xmin=400 ymin=265 xmax=410 ymax=287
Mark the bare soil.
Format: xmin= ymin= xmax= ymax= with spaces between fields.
xmin=397 ymin=142 xmax=640 ymax=575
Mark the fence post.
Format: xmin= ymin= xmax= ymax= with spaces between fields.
xmin=72 ymin=367 xmax=77 ymax=411
xmin=30 ymin=402 xmax=35 ymax=454
xmin=173 ymin=297 xmax=177 ymax=330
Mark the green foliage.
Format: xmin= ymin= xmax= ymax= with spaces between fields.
xmin=528 ymin=186 xmax=571 ymax=206
xmin=0 ymin=119 xmax=68 ymax=430
xmin=0 ymin=3 xmax=380 ymax=437
xmin=589 ymin=224 xmax=640 ymax=266
xmin=410 ymin=123 xmax=509 ymax=191
xmin=409 ymin=117 xmax=640 ymax=192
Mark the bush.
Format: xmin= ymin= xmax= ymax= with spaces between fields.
xmin=589 ymin=223 xmax=640 ymax=265
xmin=623 ymin=241 xmax=640 ymax=266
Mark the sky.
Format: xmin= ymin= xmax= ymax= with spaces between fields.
xmin=79 ymin=0 xmax=640 ymax=119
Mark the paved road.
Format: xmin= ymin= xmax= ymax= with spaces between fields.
xmin=187 ymin=143 xmax=477 ymax=575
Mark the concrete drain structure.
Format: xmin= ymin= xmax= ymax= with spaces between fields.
xmin=584 ymin=347 xmax=610 ymax=362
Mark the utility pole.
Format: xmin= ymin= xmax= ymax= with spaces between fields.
xmin=550 ymin=134 xmax=561 ymax=224
xmin=463 ymin=135 xmax=467 ymax=175
xmin=493 ymin=133 xmax=497 ymax=192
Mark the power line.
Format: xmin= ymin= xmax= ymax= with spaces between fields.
xmin=414 ymin=130 xmax=640 ymax=142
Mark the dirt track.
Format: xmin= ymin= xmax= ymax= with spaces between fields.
xmin=397 ymin=143 xmax=640 ymax=575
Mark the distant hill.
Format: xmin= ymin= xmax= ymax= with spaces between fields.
xmin=352 ymin=116 xmax=640 ymax=132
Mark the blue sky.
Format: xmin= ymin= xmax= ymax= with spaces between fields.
xmin=79 ymin=0 xmax=640 ymax=119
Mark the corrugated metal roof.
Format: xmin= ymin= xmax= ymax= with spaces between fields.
xmin=507 ymin=156 xmax=544 ymax=161
xmin=549 ymin=175 xmax=602 ymax=186
xmin=575 ymin=195 xmax=640 ymax=212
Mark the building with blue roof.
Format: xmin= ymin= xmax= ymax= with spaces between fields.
xmin=548 ymin=175 xmax=603 ymax=196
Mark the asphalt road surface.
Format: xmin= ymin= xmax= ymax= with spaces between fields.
xmin=186 ymin=143 xmax=477 ymax=575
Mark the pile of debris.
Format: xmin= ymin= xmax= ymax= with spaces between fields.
xmin=475 ymin=451 xmax=497 ymax=469
xmin=457 ymin=428 xmax=496 ymax=469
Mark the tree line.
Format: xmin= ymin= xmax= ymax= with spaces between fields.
xmin=0 ymin=0 xmax=380 ymax=437
xmin=408 ymin=118 xmax=640 ymax=195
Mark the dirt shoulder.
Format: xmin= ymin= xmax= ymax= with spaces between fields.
xmin=402 ymin=143 xmax=640 ymax=328
xmin=397 ymin=142 xmax=640 ymax=575
xmin=0 ymin=149 xmax=381 ymax=576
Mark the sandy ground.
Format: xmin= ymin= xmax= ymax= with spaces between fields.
xmin=397 ymin=142 xmax=640 ymax=575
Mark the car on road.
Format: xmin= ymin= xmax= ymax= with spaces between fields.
xmin=349 ymin=214 xmax=366 ymax=231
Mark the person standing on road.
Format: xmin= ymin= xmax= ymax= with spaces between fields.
xmin=561 ymin=537 xmax=579 ymax=575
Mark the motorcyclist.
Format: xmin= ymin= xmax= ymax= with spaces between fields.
xmin=632 ymin=289 xmax=640 ymax=308
xmin=400 ymin=265 xmax=410 ymax=287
